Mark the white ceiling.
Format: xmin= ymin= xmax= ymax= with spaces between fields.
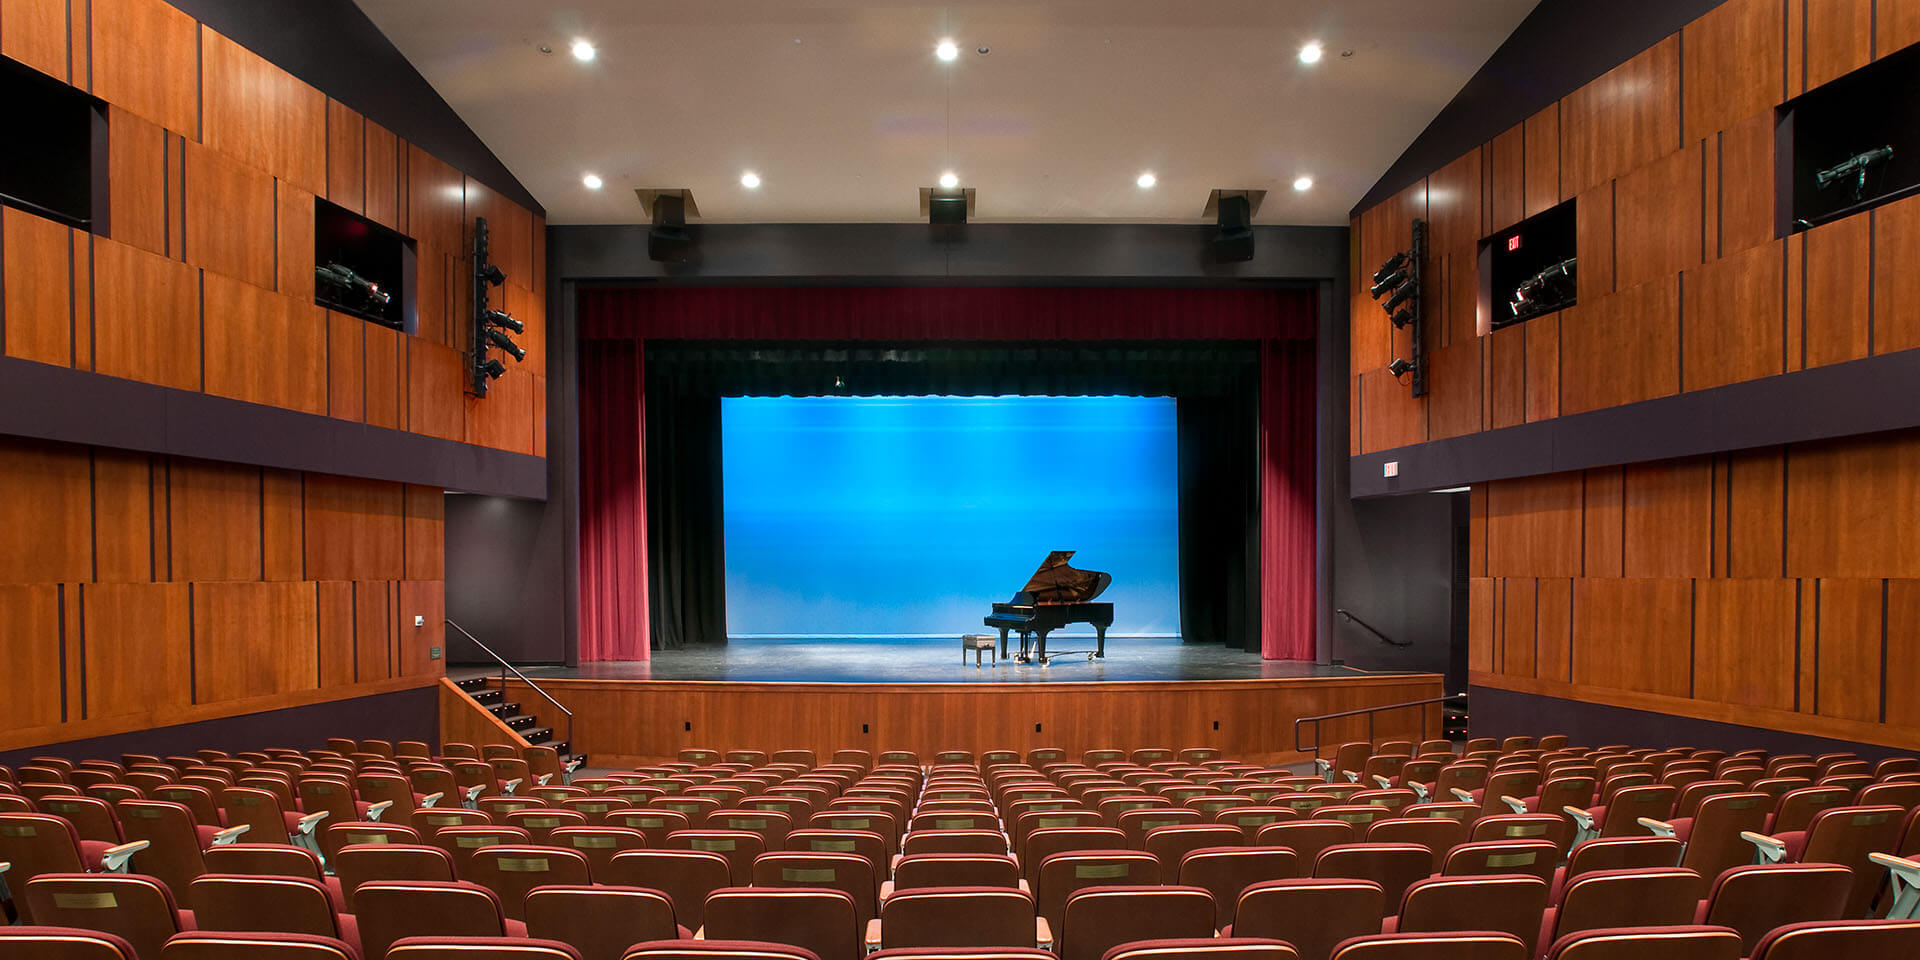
xmin=355 ymin=1 xmax=1539 ymax=226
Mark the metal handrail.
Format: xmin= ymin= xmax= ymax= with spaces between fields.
xmin=1335 ymin=608 xmax=1413 ymax=647
xmin=446 ymin=619 xmax=573 ymax=752
xmin=1294 ymin=692 xmax=1467 ymax=756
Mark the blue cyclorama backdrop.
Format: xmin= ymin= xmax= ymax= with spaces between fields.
xmin=721 ymin=396 xmax=1180 ymax=640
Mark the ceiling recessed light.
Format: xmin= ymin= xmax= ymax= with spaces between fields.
xmin=582 ymin=173 xmax=603 ymax=189
xmin=1298 ymin=41 xmax=1323 ymax=64
xmin=935 ymin=39 xmax=959 ymax=61
xmin=939 ymin=171 xmax=959 ymax=189
xmin=1293 ymin=176 xmax=1314 ymax=192
xmin=740 ymin=171 xmax=762 ymax=189
xmin=571 ymin=39 xmax=596 ymax=62
xmin=1136 ymin=172 xmax=1157 ymax=189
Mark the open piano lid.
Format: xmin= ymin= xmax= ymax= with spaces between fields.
xmin=1020 ymin=550 xmax=1112 ymax=604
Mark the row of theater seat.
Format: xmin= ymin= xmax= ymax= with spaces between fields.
xmin=6 ymin=737 xmax=1920 ymax=960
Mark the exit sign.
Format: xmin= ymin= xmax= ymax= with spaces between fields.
xmin=1507 ymin=235 xmax=1522 ymax=252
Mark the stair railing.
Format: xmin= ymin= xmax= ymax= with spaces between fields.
xmin=1294 ymin=692 xmax=1468 ymax=757
xmin=445 ymin=619 xmax=573 ymax=753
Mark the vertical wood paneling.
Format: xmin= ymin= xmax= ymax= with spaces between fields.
xmin=199 ymin=28 xmax=327 ymax=195
xmin=1622 ymin=459 xmax=1714 ymax=578
xmin=1693 ymin=578 xmax=1798 ymax=709
xmin=1813 ymin=577 xmax=1883 ymax=721
xmin=1425 ymin=342 xmax=1484 ymax=441
xmin=1469 ymin=485 xmax=1488 ymax=577
xmin=353 ymin=580 xmax=394 ymax=683
xmin=167 ymin=460 xmax=263 ymax=581
xmin=89 ymin=0 xmax=199 ymax=136
xmin=1717 ymin=110 xmax=1779 ymax=259
xmin=1727 ymin=447 xmax=1787 ymax=579
xmin=107 ymin=106 xmax=169 ymax=257
xmin=0 ymin=584 xmax=66 ymax=728
xmin=201 ymin=273 xmax=328 ymax=415
xmin=1485 ymin=473 xmax=1584 ymax=578
xmin=83 ymin=582 xmax=192 ymax=719
xmin=326 ymin=311 xmax=366 ymax=422
xmin=1469 ymin=578 xmax=1495 ymax=673
xmin=1357 ymin=368 xmax=1426 ymax=453
xmin=1523 ymin=312 xmax=1560 ymax=422
xmin=395 ymin=580 xmax=445 ymax=678
xmin=1488 ymin=324 xmax=1527 ymax=430
xmin=1524 ymin=103 xmax=1561 ymax=216
xmin=262 ymin=469 xmax=305 ymax=582
xmin=1425 ymin=150 xmax=1483 ymax=254
xmin=304 ymin=475 xmax=405 ymax=582
xmin=1682 ymin=239 xmax=1786 ymax=391
xmin=1571 ymin=577 xmax=1694 ymax=697
xmin=0 ymin=0 xmax=69 ymax=79
xmin=1352 ymin=290 xmax=1387 ymax=377
xmin=1804 ymin=0 xmax=1874 ymax=90
xmin=403 ymin=485 xmax=444 ymax=581
xmin=91 ymin=236 xmax=202 ymax=391
xmin=1501 ymin=577 xmax=1538 ymax=678
xmin=1583 ymin=468 xmax=1626 ymax=577
xmin=364 ymin=324 xmax=404 ymax=431
xmin=2 ymin=208 xmax=75 ymax=367
xmin=1885 ymin=579 xmax=1920 ymax=728
xmin=1613 ymin=141 xmax=1704 ymax=291
xmin=407 ymin=146 xmax=466 ymax=259
xmin=1560 ymin=277 xmax=1681 ymax=414
xmin=317 ymin=581 xmax=356 ymax=688
xmin=192 ymin=581 xmax=319 ymax=703
xmin=1488 ymin=124 xmax=1526 ymax=232
xmin=276 ymin=184 xmax=315 ymax=298
xmin=1684 ymin=0 xmax=1788 ymax=140
xmin=91 ymin=450 xmax=154 ymax=583
xmin=183 ymin=143 xmax=277 ymax=290
xmin=1575 ymin=183 xmax=1616 ymax=302
xmin=1535 ymin=577 xmax=1573 ymax=682
xmin=463 ymin=365 xmax=537 ymax=454
xmin=363 ymin=121 xmax=402 ymax=230
xmin=326 ymin=100 xmax=367 ymax=214
xmin=0 ymin=438 xmax=93 ymax=583
xmin=1880 ymin=3 xmax=1920 ymax=53
xmin=408 ymin=340 xmax=469 ymax=442
xmin=1871 ymin=191 xmax=1920 ymax=354
xmin=1560 ymin=36 xmax=1683 ymax=195
xmin=1786 ymin=431 xmax=1920 ymax=578
xmin=1801 ymin=213 xmax=1872 ymax=367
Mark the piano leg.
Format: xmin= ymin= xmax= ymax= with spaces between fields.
xmin=997 ymin=627 xmax=1011 ymax=660
xmin=1095 ymin=624 xmax=1107 ymax=658
xmin=1035 ymin=630 xmax=1050 ymax=664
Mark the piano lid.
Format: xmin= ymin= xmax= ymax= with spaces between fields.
xmin=1020 ymin=550 xmax=1112 ymax=604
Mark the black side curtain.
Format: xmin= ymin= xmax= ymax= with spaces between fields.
xmin=1177 ymin=391 xmax=1262 ymax=651
xmin=644 ymin=386 xmax=728 ymax=648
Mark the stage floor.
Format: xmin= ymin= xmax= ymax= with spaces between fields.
xmin=493 ymin=635 xmax=1413 ymax=684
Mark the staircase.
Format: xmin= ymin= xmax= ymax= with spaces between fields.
xmin=453 ymin=675 xmax=572 ymax=757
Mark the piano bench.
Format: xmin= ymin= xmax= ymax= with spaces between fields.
xmin=962 ymin=634 xmax=998 ymax=667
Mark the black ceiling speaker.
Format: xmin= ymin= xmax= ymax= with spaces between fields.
xmin=1211 ymin=194 xmax=1254 ymax=262
xmin=929 ymin=191 xmax=968 ymax=225
xmin=648 ymin=193 xmax=693 ymax=262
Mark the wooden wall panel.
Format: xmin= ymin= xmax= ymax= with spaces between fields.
xmin=1357 ymin=368 xmax=1425 ymax=452
xmin=363 ymin=121 xmax=402 ymax=230
xmin=1524 ymin=103 xmax=1561 ymax=217
xmin=1881 ymin=3 xmax=1920 ymax=54
xmin=1582 ymin=468 xmax=1625 ymax=577
xmin=0 ymin=0 xmax=68 ymax=80
xmin=354 ymin=580 xmax=393 ymax=683
xmin=1440 ymin=250 xmax=1479 ymax=348
xmin=503 ymin=283 xmax=545 ymax=375
xmin=1501 ymin=577 xmax=1538 ymax=678
xmin=1801 ymin=213 xmax=1872 ymax=368
xmin=326 ymin=100 xmax=367 ymax=214
xmin=1804 ymin=0 xmax=1874 ymax=92
xmin=1535 ymin=577 xmax=1573 ymax=683
xmin=1485 ymin=473 xmax=1583 ymax=578
xmin=1683 ymin=240 xmax=1786 ymax=391
xmin=0 ymin=438 xmax=93 ymax=583
xmin=1872 ymin=191 xmax=1920 ymax=355
xmin=1575 ymin=183 xmax=1616 ymax=303
xmin=1886 ymin=579 xmax=1920 ymax=729
xmin=1524 ymin=312 xmax=1560 ymax=422
xmin=1426 ymin=150 xmax=1483 ymax=254
xmin=1614 ymin=142 xmax=1703 ymax=291
xmin=327 ymin=311 xmax=366 ymax=422
xmin=1684 ymin=0 xmax=1787 ymax=140
xmin=1560 ymin=36 xmax=1683 ymax=196
xmin=1571 ymin=577 xmax=1693 ymax=697
xmin=1488 ymin=124 xmax=1526 ymax=232
xmin=1813 ymin=577 xmax=1883 ymax=721
xmin=276 ymin=185 xmax=315 ymax=297
xmin=82 ymin=582 xmax=192 ymax=719
xmin=1717 ymin=110 xmax=1778 ymax=258
xmin=1786 ymin=431 xmax=1920 ymax=578
xmin=1560 ymin=277 xmax=1681 ymax=414
xmin=396 ymin=580 xmax=445 ymax=678
xmin=199 ymin=28 xmax=327 ymax=195
xmin=304 ymin=475 xmax=405 ymax=582
xmin=404 ymin=485 xmax=444 ymax=581
xmin=1488 ymin=324 xmax=1526 ymax=430
xmin=1694 ymin=578 xmax=1799 ymax=709
xmin=0 ymin=584 xmax=67 ymax=728
xmin=1622 ymin=459 xmax=1714 ymax=578
xmin=316 ymin=581 xmax=355 ymax=688
xmin=183 ymin=142 xmax=277 ymax=290
xmin=407 ymin=146 xmax=466 ymax=259
xmin=463 ymin=367 xmax=536 ymax=454
xmin=1351 ymin=291 xmax=1388 ymax=376
xmin=364 ymin=324 xmax=404 ymax=431
xmin=89 ymin=0 xmax=199 ymax=135
xmin=192 ymin=581 xmax=319 ymax=704
xmin=2 ymin=207 xmax=75 ymax=367
xmin=108 ymin=106 xmax=169 ymax=257
xmin=1727 ymin=447 xmax=1787 ymax=579
xmin=408 ymin=341 xmax=468 ymax=442
xmin=1426 ymin=341 xmax=1484 ymax=440
xmin=262 ymin=469 xmax=305 ymax=581
xmin=91 ymin=237 xmax=202 ymax=392
xmin=201 ymin=273 xmax=329 ymax=414
xmin=92 ymin=450 xmax=154 ymax=583
xmin=166 ymin=460 xmax=262 ymax=581
xmin=1470 ymin=578 xmax=1494 ymax=673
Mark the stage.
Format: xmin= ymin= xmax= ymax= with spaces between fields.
xmin=477 ymin=639 xmax=1444 ymax=766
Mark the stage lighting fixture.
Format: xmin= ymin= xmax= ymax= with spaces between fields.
xmin=482 ymin=358 xmax=507 ymax=379
xmin=1369 ymin=269 xmax=1407 ymax=299
xmin=1387 ymin=357 xmax=1414 ymax=378
xmin=470 ymin=215 xmax=526 ymax=396
xmin=484 ymin=309 xmax=524 ymax=333
xmin=648 ymin=192 xmax=693 ymax=262
xmin=486 ymin=328 xmax=527 ymax=361
xmin=478 ymin=263 xmax=506 ymax=287
xmin=1382 ymin=280 xmax=1416 ymax=313
xmin=1372 ymin=252 xmax=1407 ymax=286
xmin=1389 ymin=308 xmax=1413 ymax=329
xmin=939 ymin=171 xmax=960 ymax=189
xmin=1211 ymin=193 xmax=1255 ymax=262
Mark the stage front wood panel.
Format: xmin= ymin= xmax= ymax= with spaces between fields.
xmin=498 ymin=674 xmax=1445 ymax=765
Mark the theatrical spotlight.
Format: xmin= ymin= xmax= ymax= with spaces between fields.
xmin=486 ymin=327 xmax=527 ymax=361
xmin=1371 ymin=217 xmax=1428 ymax=398
xmin=483 ymin=309 xmax=524 ymax=333
xmin=478 ymin=262 xmax=506 ymax=287
xmin=1369 ymin=268 xmax=1407 ymax=299
xmin=1387 ymin=357 xmax=1415 ymax=378
xmin=470 ymin=216 xmax=526 ymax=395
xmin=1372 ymin=251 xmax=1408 ymax=286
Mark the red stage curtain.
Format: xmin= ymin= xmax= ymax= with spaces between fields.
xmin=578 ymin=340 xmax=651 ymax=661
xmin=1261 ymin=338 xmax=1316 ymax=660
xmin=577 ymin=286 xmax=1318 ymax=661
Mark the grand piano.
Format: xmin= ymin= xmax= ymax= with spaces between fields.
xmin=984 ymin=551 xmax=1114 ymax=664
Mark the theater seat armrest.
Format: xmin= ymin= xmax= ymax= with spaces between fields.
xmin=1410 ymin=782 xmax=1430 ymax=802
xmin=1451 ymin=787 xmax=1474 ymax=802
xmin=366 ymin=801 xmax=394 ymax=822
xmin=1314 ymin=759 xmax=1333 ymax=778
xmin=879 ymin=881 xmax=894 ymax=901
xmin=211 ymin=825 xmax=251 ymax=845
xmin=1 ymin=861 xmax=10 ymax=875
xmin=1741 ymin=830 xmax=1786 ymax=863
xmin=565 ymin=758 xmax=584 ymax=775
xmin=536 ymin=774 xmax=553 ymax=787
xmin=1871 ymin=852 xmax=1920 ymax=921
xmin=1372 ymin=775 xmax=1392 ymax=790
xmin=889 ymin=854 xmax=900 ymax=873
xmin=422 ymin=792 xmax=445 ymax=808
xmin=102 ymin=840 xmax=149 ymax=872
xmin=864 ymin=919 xmax=883 ymax=953
xmin=295 ymin=811 xmax=329 ymax=835
xmin=462 ymin=785 xmax=485 ymax=806
xmin=692 ymin=928 xmax=704 ymax=941
xmin=1035 ymin=916 xmax=1054 ymax=951
xmin=1501 ymin=794 xmax=1528 ymax=814
xmin=1639 ymin=817 xmax=1676 ymax=838
xmin=1018 ymin=879 xmax=1031 ymax=895
xmin=1562 ymin=806 xmax=1594 ymax=832
xmin=502 ymin=778 xmax=525 ymax=795
xmin=1343 ymin=770 xmax=1359 ymax=783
